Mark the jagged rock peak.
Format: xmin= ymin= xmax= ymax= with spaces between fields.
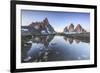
xmin=43 ymin=17 xmax=49 ymax=23
xmin=76 ymin=24 xmax=82 ymax=29
xmin=75 ymin=24 xmax=86 ymax=32
xmin=68 ymin=23 xmax=74 ymax=32
xmin=64 ymin=23 xmax=87 ymax=33
xmin=26 ymin=17 xmax=55 ymax=34
xmin=69 ymin=23 xmax=74 ymax=27
xmin=64 ymin=26 xmax=68 ymax=32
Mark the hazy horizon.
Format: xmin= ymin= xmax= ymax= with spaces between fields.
xmin=21 ymin=10 xmax=90 ymax=32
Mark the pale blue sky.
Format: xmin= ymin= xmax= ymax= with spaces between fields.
xmin=21 ymin=10 xmax=90 ymax=32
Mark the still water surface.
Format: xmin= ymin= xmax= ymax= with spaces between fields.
xmin=21 ymin=35 xmax=90 ymax=63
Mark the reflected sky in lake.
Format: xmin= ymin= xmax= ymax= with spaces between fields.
xmin=21 ymin=35 xmax=90 ymax=63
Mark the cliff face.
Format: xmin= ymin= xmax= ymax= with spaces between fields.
xmin=64 ymin=26 xmax=68 ymax=32
xmin=75 ymin=24 xmax=86 ymax=33
xmin=28 ymin=18 xmax=55 ymax=35
xmin=64 ymin=23 xmax=86 ymax=33
xmin=75 ymin=24 xmax=81 ymax=32
xmin=68 ymin=24 xmax=74 ymax=32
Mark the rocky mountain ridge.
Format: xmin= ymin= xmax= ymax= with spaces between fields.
xmin=64 ymin=23 xmax=86 ymax=33
xmin=22 ymin=18 xmax=55 ymax=35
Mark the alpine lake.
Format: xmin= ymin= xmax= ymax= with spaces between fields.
xmin=21 ymin=33 xmax=90 ymax=63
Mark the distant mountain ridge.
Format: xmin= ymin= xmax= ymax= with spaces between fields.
xmin=64 ymin=23 xmax=86 ymax=33
xmin=21 ymin=18 xmax=87 ymax=36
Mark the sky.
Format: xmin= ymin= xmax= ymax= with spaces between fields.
xmin=21 ymin=10 xmax=90 ymax=32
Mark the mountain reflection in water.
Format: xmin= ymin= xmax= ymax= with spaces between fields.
xmin=21 ymin=35 xmax=90 ymax=63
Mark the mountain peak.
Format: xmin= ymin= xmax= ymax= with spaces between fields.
xmin=28 ymin=18 xmax=55 ymax=35
xmin=71 ymin=23 xmax=74 ymax=25
xmin=64 ymin=23 xmax=86 ymax=33
xmin=76 ymin=24 xmax=82 ymax=28
xmin=68 ymin=23 xmax=74 ymax=32
xmin=43 ymin=17 xmax=49 ymax=23
xmin=75 ymin=24 xmax=84 ymax=32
